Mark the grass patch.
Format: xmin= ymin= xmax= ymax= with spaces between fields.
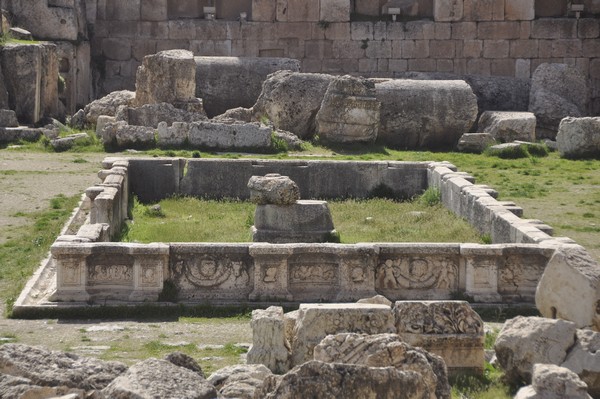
xmin=451 ymin=363 xmax=512 ymax=399
xmin=0 ymin=194 xmax=80 ymax=316
xmin=121 ymin=194 xmax=484 ymax=244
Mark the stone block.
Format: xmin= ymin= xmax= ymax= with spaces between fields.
xmin=0 ymin=109 xmax=18 ymax=127
xmin=505 ymin=0 xmax=534 ymax=20
xmin=464 ymin=0 xmax=504 ymax=21
xmin=562 ymin=329 xmax=600 ymax=398
xmin=456 ymin=133 xmax=497 ymax=153
xmin=434 ymin=0 xmax=463 ymax=21
xmin=320 ymin=0 xmax=350 ymax=21
xmin=316 ymin=75 xmax=380 ymax=144
xmin=247 ymin=306 xmax=291 ymax=373
xmin=451 ymin=21 xmax=477 ymax=39
xmin=477 ymin=21 xmax=520 ymax=39
xmin=290 ymin=303 xmax=396 ymax=366
xmin=157 ymin=121 xmax=187 ymax=147
xmin=536 ymin=245 xmax=600 ymax=330
xmin=252 ymin=200 xmax=337 ymax=243
xmin=287 ymin=0 xmax=320 ymax=22
xmin=252 ymin=0 xmax=277 ymax=21
xmin=2 ymin=0 xmax=80 ymax=41
xmin=535 ymin=0 xmax=567 ymax=17
xmin=578 ymin=18 xmax=600 ymax=38
xmin=478 ymin=111 xmax=536 ymax=142
xmin=483 ymin=39 xmax=509 ymax=58
xmin=248 ymin=174 xmax=301 ymax=205
xmin=188 ymin=121 xmax=271 ymax=150
xmin=141 ymin=0 xmax=167 ymax=21
xmin=394 ymin=300 xmax=485 ymax=375
xmin=532 ymin=19 xmax=578 ymax=39
xmin=106 ymin=0 xmax=141 ymax=20
xmin=102 ymin=38 xmax=132 ymax=61
xmin=136 ymin=50 xmax=196 ymax=106
xmin=515 ymin=364 xmax=592 ymax=399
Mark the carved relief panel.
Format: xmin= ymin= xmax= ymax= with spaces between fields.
xmin=498 ymin=254 xmax=546 ymax=300
xmin=59 ymin=255 xmax=85 ymax=287
xmin=288 ymin=253 xmax=340 ymax=301
xmin=376 ymin=256 xmax=459 ymax=300
xmin=86 ymin=254 xmax=134 ymax=287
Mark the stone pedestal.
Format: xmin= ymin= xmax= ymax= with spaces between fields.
xmin=252 ymin=200 xmax=337 ymax=243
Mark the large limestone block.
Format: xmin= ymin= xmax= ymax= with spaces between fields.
xmin=0 ymin=344 xmax=127 ymax=390
xmin=494 ymin=316 xmax=577 ymax=385
xmin=562 ymin=329 xmax=600 ymax=397
xmin=316 ymin=75 xmax=380 ymax=144
xmin=0 ymin=109 xmax=18 ymax=127
xmin=536 ymin=245 xmax=600 ymax=330
xmin=320 ymin=0 xmax=351 ymax=21
xmin=252 ymin=200 xmax=336 ymax=243
xmin=394 ymin=301 xmax=484 ymax=375
xmin=117 ymin=102 xmax=207 ymax=128
xmin=456 ymin=133 xmax=496 ymax=153
xmin=261 ymin=360 xmax=430 ymax=399
xmin=434 ymin=0 xmax=464 ymax=21
xmin=374 ymin=79 xmax=478 ymax=149
xmin=248 ymin=174 xmax=300 ymax=205
xmin=136 ymin=50 xmax=197 ymax=106
xmin=247 ymin=306 xmax=291 ymax=373
xmin=478 ymin=111 xmax=536 ymax=143
xmin=102 ymin=358 xmax=217 ymax=399
xmin=252 ymin=70 xmax=335 ymax=139
xmin=556 ymin=117 xmax=600 ymax=159
xmin=252 ymin=0 xmax=277 ymax=21
xmin=3 ymin=0 xmax=83 ymax=41
xmin=196 ymin=57 xmax=300 ymax=118
xmin=207 ymin=364 xmax=272 ymax=399
xmin=515 ymin=364 xmax=592 ymax=399
xmin=505 ymin=0 xmax=534 ymax=20
xmin=464 ymin=75 xmax=531 ymax=113
xmin=1 ymin=43 xmax=59 ymax=124
xmin=314 ymin=333 xmax=451 ymax=399
xmin=529 ymin=63 xmax=590 ymax=138
xmin=187 ymin=121 xmax=271 ymax=150
xmin=290 ymin=303 xmax=396 ymax=366
xmin=84 ymin=90 xmax=136 ymax=126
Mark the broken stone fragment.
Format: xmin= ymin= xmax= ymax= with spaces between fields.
xmin=247 ymin=174 xmax=300 ymax=205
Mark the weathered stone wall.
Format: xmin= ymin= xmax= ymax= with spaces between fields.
xmin=90 ymin=1 xmax=600 ymax=114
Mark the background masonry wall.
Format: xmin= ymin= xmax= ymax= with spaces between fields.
xmin=87 ymin=0 xmax=600 ymax=115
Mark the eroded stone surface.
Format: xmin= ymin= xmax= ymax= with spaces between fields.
xmin=314 ymin=333 xmax=450 ymax=399
xmin=247 ymin=174 xmax=300 ymax=206
xmin=495 ymin=316 xmax=577 ymax=385
xmin=478 ymin=111 xmax=536 ymax=143
xmin=83 ymin=90 xmax=135 ymax=126
xmin=456 ymin=133 xmax=497 ymax=153
xmin=515 ymin=364 xmax=592 ymax=399
xmin=556 ymin=117 xmax=600 ymax=159
xmin=208 ymin=364 xmax=272 ymax=399
xmin=247 ymin=306 xmax=291 ymax=373
xmin=562 ymin=329 xmax=600 ymax=398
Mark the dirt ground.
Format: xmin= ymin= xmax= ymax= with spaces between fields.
xmin=0 ymin=150 xmax=251 ymax=365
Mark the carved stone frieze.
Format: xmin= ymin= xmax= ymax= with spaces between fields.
xmin=376 ymin=257 xmax=458 ymax=291
xmin=394 ymin=300 xmax=484 ymax=335
xmin=87 ymin=254 xmax=134 ymax=286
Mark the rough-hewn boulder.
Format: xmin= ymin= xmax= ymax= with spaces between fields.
xmin=315 ymin=75 xmax=380 ymax=144
xmin=478 ymin=111 xmax=536 ymax=143
xmin=83 ymin=90 xmax=135 ymax=126
xmin=374 ymin=79 xmax=478 ymax=149
xmin=535 ymin=245 xmax=600 ymax=330
xmin=556 ymin=117 xmax=600 ymax=159
xmin=562 ymin=329 xmax=600 ymax=398
xmin=494 ymin=316 xmax=577 ymax=385
xmin=314 ymin=333 xmax=450 ymax=399
xmin=0 ymin=344 xmax=127 ymax=390
xmin=195 ymin=56 xmax=300 ymax=117
xmin=207 ymin=364 xmax=272 ymax=399
xmin=456 ymin=133 xmax=497 ymax=153
xmin=100 ymin=121 xmax=155 ymax=149
xmin=529 ymin=63 xmax=589 ymax=138
xmin=252 ymin=70 xmax=335 ymax=139
xmin=102 ymin=358 xmax=217 ymax=399
xmin=260 ymin=360 xmax=430 ymax=399
xmin=136 ymin=50 xmax=197 ymax=106
xmin=164 ymin=351 xmax=205 ymax=378
xmin=0 ymin=373 xmax=87 ymax=399
xmin=247 ymin=174 xmax=300 ymax=206
xmin=514 ymin=364 xmax=592 ymax=399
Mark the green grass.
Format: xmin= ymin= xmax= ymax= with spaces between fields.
xmin=0 ymin=194 xmax=80 ymax=315
xmin=120 ymin=194 xmax=485 ymax=244
xmin=451 ymin=363 xmax=512 ymax=399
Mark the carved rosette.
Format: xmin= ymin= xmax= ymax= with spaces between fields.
xmin=172 ymin=254 xmax=250 ymax=289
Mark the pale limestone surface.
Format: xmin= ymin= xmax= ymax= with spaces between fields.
xmin=135 ymin=50 xmax=197 ymax=106
xmin=495 ymin=316 xmax=577 ymax=385
xmin=289 ymin=303 xmax=396 ymax=367
xmin=375 ymin=79 xmax=478 ymax=149
xmin=320 ymin=0 xmax=351 ymax=22
xmin=207 ymin=364 xmax=272 ymax=399
xmin=394 ymin=301 xmax=484 ymax=375
xmin=357 ymin=294 xmax=393 ymax=306
xmin=456 ymin=133 xmax=497 ymax=153
xmin=102 ymin=358 xmax=217 ymax=399
xmin=529 ymin=63 xmax=590 ymax=138
xmin=252 ymin=70 xmax=335 ymax=139
xmin=434 ymin=0 xmax=464 ymax=21
xmin=504 ymin=0 xmax=535 ymax=20
xmin=536 ymin=245 xmax=600 ymax=331
xmin=247 ymin=174 xmax=300 ymax=206
xmin=252 ymin=200 xmax=336 ymax=243
xmin=117 ymin=102 xmax=207 ymax=128
xmin=556 ymin=117 xmax=600 ymax=159
xmin=260 ymin=360 xmax=430 ymax=399
xmin=316 ymin=75 xmax=380 ymax=144
xmin=247 ymin=306 xmax=291 ymax=374
xmin=84 ymin=90 xmax=135 ymax=126
xmin=313 ymin=333 xmax=451 ymax=399
xmin=187 ymin=121 xmax=271 ymax=150
xmin=478 ymin=111 xmax=536 ymax=143
xmin=514 ymin=364 xmax=592 ymax=399
xmin=562 ymin=329 xmax=600 ymax=398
